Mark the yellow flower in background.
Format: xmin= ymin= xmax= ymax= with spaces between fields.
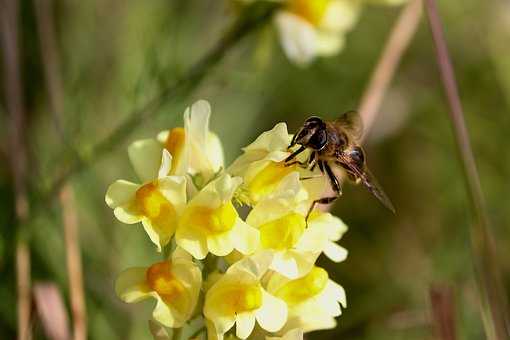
xmin=266 ymin=266 xmax=346 ymax=333
xmin=105 ymin=140 xmax=187 ymax=251
xmin=115 ymin=248 xmax=202 ymax=328
xmin=158 ymin=99 xmax=224 ymax=185
xmin=176 ymin=174 xmax=260 ymax=259
xmin=275 ymin=0 xmax=361 ymax=66
xmin=266 ymin=328 xmax=303 ymax=340
xmin=246 ymin=173 xmax=333 ymax=279
xmin=204 ymin=252 xmax=288 ymax=340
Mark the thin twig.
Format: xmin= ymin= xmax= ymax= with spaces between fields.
xmin=60 ymin=187 xmax=87 ymax=340
xmin=424 ymin=1 xmax=510 ymax=339
xmin=33 ymin=0 xmax=88 ymax=338
xmin=430 ymin=285 xmax=457 ymax=340
xmin=0 ymin=0 xmax=31 ymax=339
xmin=360 ymin=0 xmax=422 ymax=140
xmin=40 ymin=2 xmax=279 ymax=204
xmin=33 ymin=283 xmax=71 ymax=340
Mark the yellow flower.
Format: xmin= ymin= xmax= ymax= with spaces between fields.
xmin=246 ymin=173 xmax=331 ymax=279
xmin=307 ymin=210 xmax=348 ymax=263
xmin=115 ymin=248 xmax=202 ymax=328
xmin=275 ymin=0 xmax=361 ymax=65
xmin=266 ymin=266 xmax=346 ymax=333
xmin=266 ymin=328 xmax=303 ymax=340
xmin=105 ymin=140 xmax=187 ymax=251
xmin=229 ymin=123 xmax=309 ymax=204
xmin=204 ymin=252 xmax=288 ymax=340
xmin=157 ymin=99 xmax=224 ymax=183
xmin=176 ymin=174 xmax=260 ymax=259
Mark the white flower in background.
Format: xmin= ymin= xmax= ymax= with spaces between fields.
xmin=204 ymin=252 xmax=288 ymax=339
xmin=266 ymin=266 xmax=346 ymax=333
xmin=115 ymin=248 xmax=202 ymax=328
xmin=158 ymin=99 xmax=224 ymax=185
xmin=246 ymin=173 xmax=335 ymax=279
xmin=105 ymin=140 xmax=186 ymax=251
xmin=275 ymin=0 xmax=361 ymax=66
xmin=176 ymin=174 xmax=260 ymax=259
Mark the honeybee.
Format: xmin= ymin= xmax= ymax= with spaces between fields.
xmin=286 ymin=111 xmax=395 ymax=215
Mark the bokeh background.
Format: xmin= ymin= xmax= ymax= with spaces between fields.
xmin=1 ymin=0 xmax=510 ymax=339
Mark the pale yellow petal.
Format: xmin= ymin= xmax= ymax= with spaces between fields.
xmin=323 ymin=242 xmax=348 ymax=263
xmin=315 ymin=31 xmax=345 ymax=57
xmin=105 ymin=180 xmax=139 ymax=208
xmin=115 ymin=267 xmax=151 ymax=303
xmin=207 ymin=232 xmax=234 ymax=257
xmin=320 ymin=0 xmax=361 ymax=32
xmin=266 ymin=328 xmax=304 ymax=340
xmin=206 ymin=132 xmax=225 ymax=172
xmin=152 ymin=296 xmax=186 ymax=328
xmin=157 ymin=176 xmax=187 ymax=211
xmin=113 ymin=205 xmax=142 ymax=224
xmin=158 ymin=149 xmax=173 ymax=179
xmin=324 ymin=280 xmax=347 ymax=308
xmin=242 ymin=123 xmax=291 ymax=153
xmin=128 ymin=139 xmax=164 ymax=182
xmin=235 ymin=312 xmax=256 ymax=339
xmin=176 ymin=225 xmax=208 ymax=260
xmin=275 ymin=12 xmax=317 ymax=66
xmin=255 ymin=290 xmax=287 ymax=332
xmin=142 ymin=219 xmax=174 ymax=252
xmin=227 ymin=251 xmax=273 ymax=280
xmin=231 ymin=219 xmax=260 ymax=255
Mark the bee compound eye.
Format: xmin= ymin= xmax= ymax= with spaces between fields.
xmin=350 ymin=147 xmax=365 ymax=165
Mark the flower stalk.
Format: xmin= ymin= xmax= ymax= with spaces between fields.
xmin=424 ymin=0 xmax=510 ymax=338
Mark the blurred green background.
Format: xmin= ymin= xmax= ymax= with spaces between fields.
xmin=1 ymin=0 xmax=510 ymax=339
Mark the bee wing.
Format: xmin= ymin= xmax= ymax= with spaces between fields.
xmin=359 ymin=167 xmax=396 ymax=213
xmin=333 ymin=110 xmax=364 ymax=141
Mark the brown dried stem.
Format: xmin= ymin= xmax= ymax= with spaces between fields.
xmin=424 ymin=0 xmax=510 ymax=338
xmin=360 ymin=0 xmax=423 ymax=140
xmin=0 ymin=0 xmax=31 ymax=339
xmin=60 ymin=187 xmax=87 ymax=340
xmin=430 ymin=285 xmax=457 ymax=340
xmin=33 ymin=283 xmax=71 ymax=340
xmin=33 ymin=0 xmax=88 ymax=338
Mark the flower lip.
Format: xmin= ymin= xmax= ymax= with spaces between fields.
xmin=164 ymin=127 xmax=186 ymax=174
xmin=146 ymin=261 xmax=185 ymax=302
xmin=275 ymin=267 xmax=329 ymax=305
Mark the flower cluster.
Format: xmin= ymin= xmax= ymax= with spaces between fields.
xmin=237 ymin=0 xmax=408 ymax=66
xmin=106 ymin=100 xmax=349 ymax=339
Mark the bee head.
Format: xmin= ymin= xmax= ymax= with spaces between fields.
xmin=291 ymin=116 xmax=327 ymax=151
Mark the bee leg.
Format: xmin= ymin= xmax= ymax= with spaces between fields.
xmin=306 ymin=197 xmax=339 ymax=221
xmin=284 ymin=145 xmax=306 ymax=164
xmin=309 ymin=152 xmax=318 ymax=171
xmin=306 ymin=161 xmax=342 ymax=222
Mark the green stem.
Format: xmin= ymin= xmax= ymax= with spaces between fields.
xmin=37 ymin=2 xmax=280 ymax=209
xmin=424 ymin=1 xmax=510 ymax=339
